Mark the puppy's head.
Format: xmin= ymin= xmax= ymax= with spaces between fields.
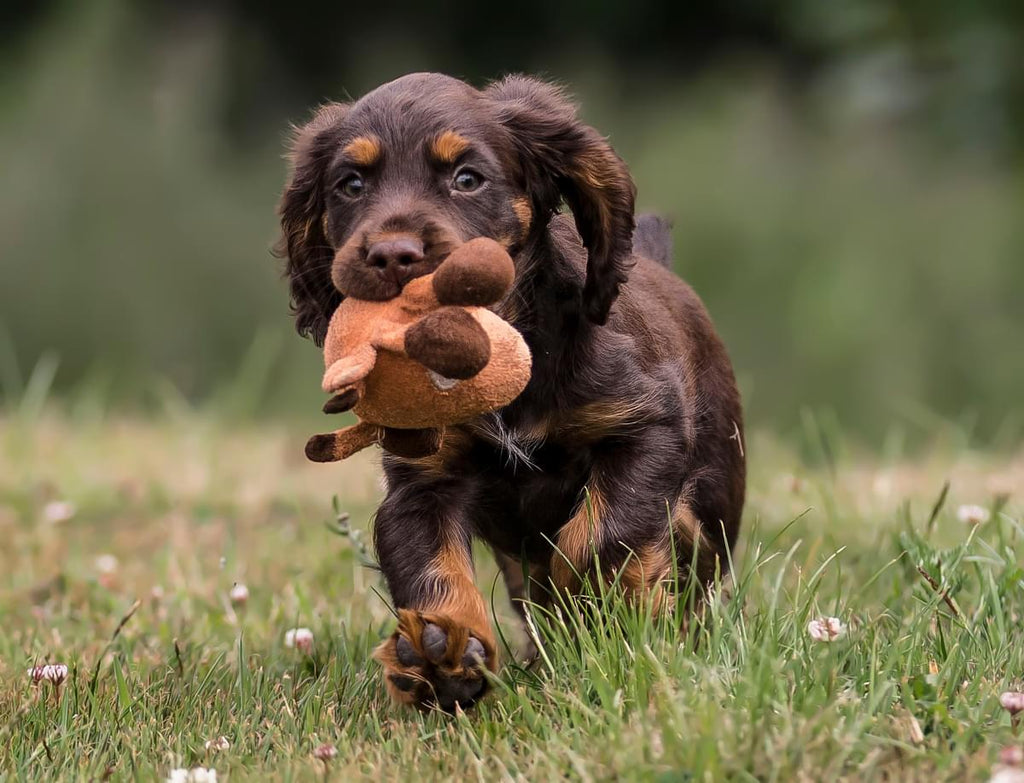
xmin=278 ymin=73 xmax=636 ymax=344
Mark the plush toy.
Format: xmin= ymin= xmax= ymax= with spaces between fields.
xmin=305 ymin=238 xmax=532 ymax=462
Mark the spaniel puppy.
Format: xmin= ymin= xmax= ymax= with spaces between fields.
xmin=278 ymin=73 xmax=745 ymax=711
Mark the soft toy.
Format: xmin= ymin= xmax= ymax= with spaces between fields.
xmin=305 ymin=238 xmax=532 ymax=462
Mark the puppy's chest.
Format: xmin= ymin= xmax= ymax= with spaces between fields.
xmin=451 ymin=416 xmax=597 ymax=555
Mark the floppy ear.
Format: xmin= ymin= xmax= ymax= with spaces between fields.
xmin=486 ymin=76 xmax=636 ymax=324
xmin=275 ymin=102 xmax=349 ymax=345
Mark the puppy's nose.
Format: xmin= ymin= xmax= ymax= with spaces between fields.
xmin=366 ymin=238 xmax=426 ymax=285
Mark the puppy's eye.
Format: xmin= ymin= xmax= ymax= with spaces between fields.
xmin=452 ymin=169 xmax=484 ymax=193
xmin=338 ymin=174 xmax=365 ymax=198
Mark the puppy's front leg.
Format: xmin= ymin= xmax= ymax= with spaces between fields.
xmin=372 ymin=480 xmax=496 ymax=711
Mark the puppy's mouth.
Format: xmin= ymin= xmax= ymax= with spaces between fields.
xmin=332 ymin=229 xmax=461 ymax=300
xmin=332 ymin=256 xmax=440 ymax=301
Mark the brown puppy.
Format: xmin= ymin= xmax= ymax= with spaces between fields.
xmin=277 ymin=73 xmax=745 ymax=711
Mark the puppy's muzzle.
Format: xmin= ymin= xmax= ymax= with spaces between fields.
xmin=366 ymin=237 xmax=427 ymax=289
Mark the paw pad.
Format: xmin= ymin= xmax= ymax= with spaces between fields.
xmin=421 ymin=623 xmax=448 ymax=661
xmin=462 ymin=637 xmax=486 ymax=667
xmin=377 ymin=611 xmax=495 ymax=712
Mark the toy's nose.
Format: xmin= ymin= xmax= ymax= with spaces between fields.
xmin=366 ymin=238 xmax=426 ymax=286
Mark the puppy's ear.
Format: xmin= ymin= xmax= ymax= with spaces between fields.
xmin=275 ymin=102 xmax=348 ymax=345
xmin=486 ymin=76 xmax=636 ymax=324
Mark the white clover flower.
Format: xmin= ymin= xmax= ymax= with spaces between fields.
xmin=27 ymin=663 xmax=69 ymax=686
xmin=957 ymin=504 xmax=991 ymax=526
xmin=94 ymin=554 xmax=119 ymax=575
xmin=43 ymin=500 xmax=76 ymax=524
xmin=1001 ymin=692 xmax=1024 ymax=715
xmin=285 ymin=627 xmax=314 ymax=654
xmin=990 ymin=768 xmax=1024 ymax=783
xmin=872 ymin=473 xmax=893 ymax=498
xmin=166 ymin=768 xmax=217 ymax=783
xmin=229 ymin=583 xmax=250 ymax=606
xmin=205 ymin=736 xmax=230 ymax=752
xmin=807 ymin=617 xmax=846 ymax=642
xmin=314 ymin=743 xmax=338 ymax=761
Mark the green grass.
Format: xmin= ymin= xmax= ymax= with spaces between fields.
xmin=1 ymin=409 xmax=1022 ymax=781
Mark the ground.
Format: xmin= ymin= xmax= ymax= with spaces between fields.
xmin=0 ymin=410 xmax=1021 ymax=781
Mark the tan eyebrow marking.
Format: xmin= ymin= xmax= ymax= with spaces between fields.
xmin=429 ymin=131 xmax=470 ymax=164
xmin=342 ymin=136 xmax=382 ymax=166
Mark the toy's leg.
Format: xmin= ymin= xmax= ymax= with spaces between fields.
xmin=322 ymin=387 xmax=360 ymax=414
xmin=322 ymin=344 xmax=377 ymax=393
xmin=373 ymin=323 xmax=409 ymax=355
xmin=305 ymin=421 xmax=382 ymax=462
xmin=404 ymin=307 xmax=491 ymax=380
xmin=373 ymin=469 xmax=496 ymax=711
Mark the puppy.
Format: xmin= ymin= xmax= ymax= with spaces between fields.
xmin=278 ymin=73 xmax=745 ymax=711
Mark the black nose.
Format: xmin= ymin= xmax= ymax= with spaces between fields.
xmin=366 ymin=238 xmax=426 ymax=283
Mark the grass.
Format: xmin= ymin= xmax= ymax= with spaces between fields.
xmin=1 ymin=408 xmax=1022 ymax=781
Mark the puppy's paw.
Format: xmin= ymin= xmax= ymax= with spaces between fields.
xmin=374 ymin=609 xmax=496 ymax=712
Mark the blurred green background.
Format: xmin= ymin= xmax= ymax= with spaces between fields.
xmin=2 ymin=0 xmax=1022 ymax=446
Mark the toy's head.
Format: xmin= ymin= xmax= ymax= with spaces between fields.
xmin=317 ymin=237 xmax=529 ymax=431
xmin=304 ymin=237 xmax=532 ymax=464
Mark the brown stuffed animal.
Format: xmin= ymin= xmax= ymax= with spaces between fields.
xmin=305 ymin=238 xmax=532 ymax=462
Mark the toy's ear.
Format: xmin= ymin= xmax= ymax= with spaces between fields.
xmin=485 ymin=76 xmax=636 ymax=325
xmin=433 ymin=238 xmax=515 ymax=307
xmin=276 ymin=102 xmax=349 ymax=346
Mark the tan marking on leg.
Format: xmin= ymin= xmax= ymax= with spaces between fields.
xmin=429 ymin=131 xmax=470 ymax=164
xmin=373 ymin=528 xmax=497 ymax=709
xmin=342 ymin=135 xmax=382 ymax=166
xmin=673 ymin=503 xmax=702 ymax=549
xmin=620 ymin=542 xmax=673 ymax=612
xmin=414 ymin=530 xmax=495 ymax=663
xmin=673 ymin=501 xmax=722 ymax=584
xmin=550 ymin=486 xmax=607 ymax=591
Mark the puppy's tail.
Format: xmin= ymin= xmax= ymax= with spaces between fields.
xmin=632 ymin=213 xmax=673 ymax=268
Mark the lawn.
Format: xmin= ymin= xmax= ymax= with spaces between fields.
xmin=1 ymin=410 xmax=1021 ymax=781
